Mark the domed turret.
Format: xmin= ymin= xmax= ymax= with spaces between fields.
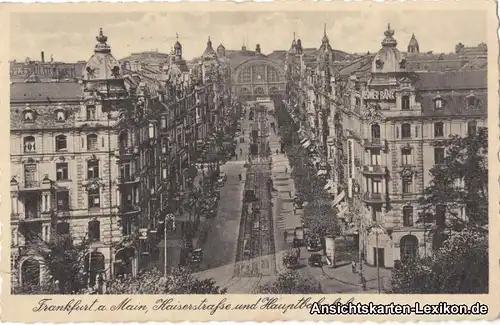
xmin=83 ymin=28 xmax=121 ymax=80
xmin=372 ymin=24 xmax=406 ymax=74
xmin=202 ymin=36 xmax=218 ymax=61
xmin=407 ymin=33 xmax=420 ymax=53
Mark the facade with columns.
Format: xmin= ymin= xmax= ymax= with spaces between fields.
xmin=10 ymin=29 xmax=231 ymax=290
xmin=284 ymin=24 xmax=487 ymax=268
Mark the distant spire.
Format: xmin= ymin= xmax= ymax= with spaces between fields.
xmin=322 ymin=23 xmax=329 ymax=44
xmin=293 ymin=32 xmax=296 ymax=40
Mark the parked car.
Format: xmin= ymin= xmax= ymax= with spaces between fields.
xmin=308 ymin=253 xmax=322 ymax=267
xmin=191 ymin=248 xmax=203 ymax=265
xmin=306 ymin=236 xmax=321 ymax=251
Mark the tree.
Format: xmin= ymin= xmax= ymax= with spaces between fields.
xmin=14 ymin=224 xmax=90 ymax=294
xmin=303 ymin=200 xmax=340 ymax=238
xmin=391 ymin=228 xmax=488 ymax=293
xmin=418 ymin=127 xmax=488 ymax=237
xmin=256 ymin=271 xmax=322 ymax=294
xmin=106 ymin=268 xmax=227 ymax=294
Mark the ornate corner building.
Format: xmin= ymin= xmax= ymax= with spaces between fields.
xmin=284 ymin=24 xmax=487 ymax=268
xmin=10 ymin=29 xmax=232 ymax=289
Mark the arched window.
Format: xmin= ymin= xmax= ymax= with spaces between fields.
xmin=114 ymin=247 xmax=135 ymax=277
xmin=21 ymin=258 xmax=40 ymax=286
xmin=55 ymin=135 xmax=67 ymax=151
xmin=87 ymin=134 xmax=98 ymax=151
xmin=238 ymin=67 xmax=251 ymax=83
xmin=371 ymin=124 xmax=381 ymax=139
xmin=401 ymin=123 xmax=411 ymax=139
xmin=23 ymin=136 xmax=36 ymax=153
xmin=88 ymin=219 xmax=101 ymax=241
xmin=86 ymin=105 xmax=96 ymax=121
xmin=402 ymin=206 xmax=414 ymax=226
xmin=148 ymin=123 xmax=155 ymax=138
xmin=400 ymin=235 xmax=418 ymax=262
xmin=401 ymin=95 xmax=410 ymax=110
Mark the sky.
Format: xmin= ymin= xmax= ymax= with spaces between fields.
xmin=10 ymin=10 xmax=487 ymax=62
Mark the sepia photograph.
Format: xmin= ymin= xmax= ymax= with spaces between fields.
xmin=1 ymin=1 xmax=499 ymax=322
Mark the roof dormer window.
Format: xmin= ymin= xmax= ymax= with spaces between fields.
xmin=375 ymin=59 xmax=384 ymax=69
xmin=55 ymin=104 xmax=66 ymax=122
xmin=23 ymin=106 xmax=35 ymax=123
xmin=433 ymin=93 xmax=445 ymax=110
xmin=466 ymin=92 xmax=477 ymax=109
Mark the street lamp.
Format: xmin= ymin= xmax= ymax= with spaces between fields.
xmin=160 ymin=213 xmax=175 ymax=276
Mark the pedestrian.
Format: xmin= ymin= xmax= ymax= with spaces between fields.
xmin=238 ymin=173 xmax=242 ymax=181
xmin=285 ymin=167 xmax=288 ymax=174
xmin=284 ymin=230 xmax=288 ymax=242
xmin=275 ymin=149 xmax=279 ymax=155
xmin=297 ymin=247 xmax=301 ymax=259
xmin=293 ymin=207 xmax=296 ymax=215
xmin=360 ymin=274 xmax=367 ymax=291
xmin=240 ymin=148 xmax=243 ymax=155
xmin=352 ymin=261 xmax=357 ymax=274
xmin=289 ymin=191 xmax=292 ymax=198
xmin=235 ymin=153 xmax=238 ymax=160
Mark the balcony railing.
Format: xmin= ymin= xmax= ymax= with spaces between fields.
xmin=119 ymin=203 xmax=141 ymax=215
xmin=362 ymin=192 xmax=385 ymax=204
xmin=24 ymin=180 xmax=40 ymax=188
xmin=362 ymin=165 xmax=386 ymax=176
xmin=116 ymin=146 xmax=139 ymax=158
xmin=363 ymin=138 xmax=387 ymax=151
xmin=118 ymin=174 xmax=139 ymax=185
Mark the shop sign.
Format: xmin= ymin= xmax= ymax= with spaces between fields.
xmin=362 ymin=89 xmax=396 ymax=102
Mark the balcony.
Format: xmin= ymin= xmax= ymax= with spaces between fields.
xmin=362 ymin=192 xmax=385 ymax=204
xmin=363 ymin=138 xmax=387 ymax=151
xmin=362 ymin=165 xmax=386 ymax=177
xmin=115 ymin=146 xmax=139 ymax=159
xmin=117 ymin=174 xmax=140 ymax=186
xmin=118 ymin=204 xmax=141 ymax=216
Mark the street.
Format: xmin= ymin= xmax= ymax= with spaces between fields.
xmin=194 ymin=100 xmax=392 ymax=293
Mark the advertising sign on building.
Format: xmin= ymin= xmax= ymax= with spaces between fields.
xmin=362 ymin=89 xmax=396 ymax=102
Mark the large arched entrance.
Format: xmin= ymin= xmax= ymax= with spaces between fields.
xmin=21 ymin=258 xmax=40 ymax=286
xmin=114 ymin=247 xmax=136 ymax=277
xmin=233 ymin=58 xmax=285 ymax=100
xmin=400 ymin=235 xmax=419 ymax=262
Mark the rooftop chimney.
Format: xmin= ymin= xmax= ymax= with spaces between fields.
xmin=41 ymin=51 xmax=45 ymax=63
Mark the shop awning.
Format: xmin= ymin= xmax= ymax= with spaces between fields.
xmin=301 ymin=139 xmax=312 ymax=149
xmin=317 ymin=170 xmax=327 ymax=176
xmin=332 ymin=190 xmax=346 ymax=207
xmin=323 ymin=179 xmax=336 ymax=194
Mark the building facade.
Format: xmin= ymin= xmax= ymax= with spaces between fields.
xmin=284 ymin=24 xmax=487 ymax=268
xmin=10 ymin=29 xmax=231 ymax=290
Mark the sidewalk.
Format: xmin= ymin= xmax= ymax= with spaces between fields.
xmin=321 ymin=262 xmax=393 ymax=292
xmin=268 ymin=125 xmax=303 ymax=273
